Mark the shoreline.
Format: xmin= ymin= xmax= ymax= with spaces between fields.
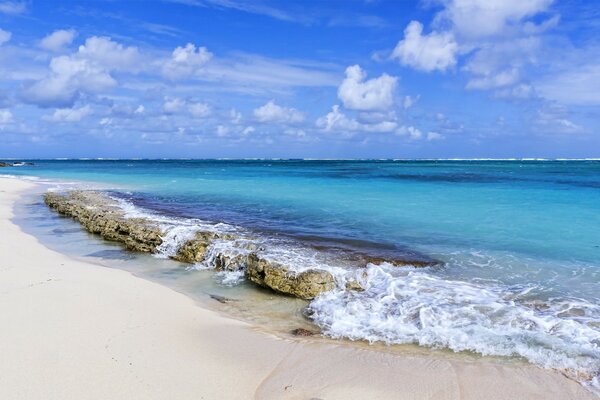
xmin=0 ymin=176 xmax=596 ymax=399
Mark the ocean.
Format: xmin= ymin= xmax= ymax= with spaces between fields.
xmin=4 ymin=159 xmax=600 ymax=390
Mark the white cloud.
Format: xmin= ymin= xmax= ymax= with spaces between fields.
xmin=163 ymin=97 xmax=185 ymax=114
xmin=0 ymin=28 xmax=11 ymax=46
xmin=403 ymin=95 xmax=420 ymax=109
xmin=45 ymin=105 xmax=92 ymax=122
xmin=216 ymin=125 xmax=229 ymax=137
xmin=396 ymin=125 xmax=422 ymax=139
xmin=162 ymin=43 xmax=213 ymax=80
xmin=316 ymin=105 xmax=397 ymax=133
xmin=534 ymin=104 xmax=583 ymax=134
xmin=22 ymin=36 xmax=142 ymax=107
xmin=187 ymin=102 xmax=211 ymax=118
xmin=0 ymin=1 xmax=26 ymax=15
xmin=391 ymin=21 xmax=458 ymax=72
xmin=162 ymin=97 xmax=211 ymax=118
xmin=22 ymin=55 xmax=116 ymax=107
xmin=40 ymin=29 xmax=77 ymax=52
xmin=440 ymin=0 xmax=554 ymax=39
xmin=135 ymin=105 xmax=145 ymax=114
xmin=494 ymin=83 xmax=536 ymax=100
xmin=427 ymin=131 xmax=444 ymax=140
xmin=337 ymin=65 xmax=398 ymax=111
xmin=242 ymin=126 xmax=255 ymax=135
xmin=537 ymin=64 xmax=600 ymax=106
xmin=0 ymin=108 xmax=12 ymax=124
xmin=77 ymin=36 xmax=142 ymax=71
xmin=229 ymin=108 xmax=242 ymax=124
xmin=466 ymin=68 xmax=520 ymax=90
xmin=253 ymin=100 xmax=305 ymax=124
xmin=463 ymin=37 xmax=540 ymax=91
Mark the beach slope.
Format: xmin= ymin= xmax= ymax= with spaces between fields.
xmin=0 ymin=177 xmax=594 ymax=400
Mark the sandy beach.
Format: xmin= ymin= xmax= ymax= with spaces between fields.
xmin=0 ymin=176 xmax=595 ymax=400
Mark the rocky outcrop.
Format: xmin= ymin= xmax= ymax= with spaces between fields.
xmin=172 ymin=231 xmax=237 ymax=263
xmin=44 ymin=191 xmax=163 ymax=253
xmin=45 ymin=191 xmax=441 ymax=302
xmin=215 ymin=253 xmax=248 ymax=271
xmin=0 ymin=161 xmax=11 ymax=167
xmin=245 ymin=253 xmax=335 ymax=300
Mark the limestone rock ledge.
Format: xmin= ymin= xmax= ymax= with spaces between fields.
xmin=44 ymin=191 xmax=338 ymax=300
xmin=44 ymin=191 xmax=163 ymax=252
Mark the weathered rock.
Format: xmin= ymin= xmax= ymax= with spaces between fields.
xmin=44 ymin=191 xmax=163 ymax=253
xmin=172 ymin=231 xmax=237 ymax=263
xmin=345 ymin=280 xmax=365 ymax=292
xmin=245 ymin=253 xmax=335 ymax=300
xmin=0 ymin=161 xmax=11 ymax=167
xmin=291 ymin=328 xmax=318 ymax=337
xmin=214 ymin=253 xmax=248 ymax=271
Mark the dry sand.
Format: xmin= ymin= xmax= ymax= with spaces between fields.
xmin=0 ymin=177 xmax=595 ymax=400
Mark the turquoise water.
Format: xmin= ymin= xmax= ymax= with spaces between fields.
xmin=4 ymin=159 xmax=600 ymax=390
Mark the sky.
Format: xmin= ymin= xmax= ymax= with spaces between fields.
xmin=0 ymin=0 xmax=599 ymax=159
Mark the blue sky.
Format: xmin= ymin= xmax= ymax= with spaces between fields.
xmin=0 ymin=0 xmax=599 ymax=158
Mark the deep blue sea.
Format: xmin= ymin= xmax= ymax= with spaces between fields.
xmin=4 ymin=159 xmax=600 ymax=390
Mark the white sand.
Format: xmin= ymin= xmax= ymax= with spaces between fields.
xmin=0 ymin=177 xmax=595 ymax=400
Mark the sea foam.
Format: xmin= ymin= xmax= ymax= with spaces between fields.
xmin=308 ymin=263 xmax=600 ymax=392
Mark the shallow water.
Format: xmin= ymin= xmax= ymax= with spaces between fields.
xmin=5 ymin=159 xmax=600 ymax=392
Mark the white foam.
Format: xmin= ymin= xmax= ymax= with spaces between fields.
xmin=308 ymin=263 xmax=600 ymax=392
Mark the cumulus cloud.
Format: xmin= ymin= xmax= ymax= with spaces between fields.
xmin=0 ymin=1 xmax=26 ymax=15
xmin=0 ymin=28 xmax=11 ymax=45
xmin=77 ymin=36 xmax=142 ymax=71
xmin=45 ymin=105 xmax=92 ymax=122
xmin=391 ymin=21 xmax=458 ymax=72
xmin=316 ymin=105 xmax=397 ymax=133
xmin=187 ymin=102 xmax=211 ymax=118
xmin=110 ymin=103 xmax=146 ymax=117
xmin=162 ymin=43 xmax=212 ymax=80
xmin=40 ymin=29 xmax=76 ymax=52
xmin=22 ymin=56 xmax=116 ymax=107
xmin=22 ymin=36 xmax=141 ymax=107
xmin=163 ymin=97 xmax=185 ymax=114
xmin=337 ymin=65 xmax=398 ymax=111
xmin=253 ymin=100 xmax=305 ymax=124
xmin=162 ymin=97 xmax=211 ymax=118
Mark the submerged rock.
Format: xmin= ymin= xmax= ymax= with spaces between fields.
xmin=245 ymin=253 xmax=335 ymax=300
xmin=362 ymin=255 xmax=440 ymax=268
xmin=291 ymin=328 xmax=318 ymax=337
xmin=214 ymin=253 xmax=248 ymax=271
xmin=44 ymin=191 xmax=163 ymax=253
xmin=345 ymin=280 xmax=365 ymax=292
xmin=172 ymin=231 xmax=237 ymax=263
xmin=209 ymin=294 xmax=236 ymax=304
